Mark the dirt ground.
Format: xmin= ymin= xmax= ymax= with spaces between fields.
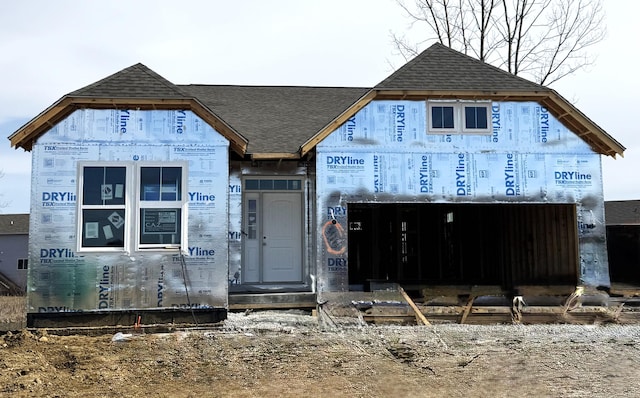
xmin=1 ymin=309 xmax=640 ymax=398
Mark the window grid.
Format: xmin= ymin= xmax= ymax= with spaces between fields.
xmin=464 ymin=106 xmax=489 ymax=130
xmin=77 ymin=162 xmax=187 ymax=252
xmin=427 ymin=101 xmax=491 ymax=134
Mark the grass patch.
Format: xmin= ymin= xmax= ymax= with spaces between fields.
xmin=0 ymin=296 xmax=26 ymax=324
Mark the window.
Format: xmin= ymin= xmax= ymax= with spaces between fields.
xmin=80 ymin=165 xmax=127 ymax=249
xmin=138 ymin=166 xmax=185 ymax=249
xmin=427 ymin=101 xmax=491 ymax=134
xmin=246 ymin=199 xmax=258 ymax=240
xmin=464 ymin=106 xmax=489 ymax=131
xmin=430 ymin=106 xmax=455 ymax=130
xmin=18 ymin=258 xmax=28 ymax=270
xmin=77 ymin=162 xmax=187 ymax=252
xmin=244 ymin=179 xmax=302 ymax=191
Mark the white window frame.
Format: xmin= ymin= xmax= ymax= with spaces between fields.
xmin=76 ymin=161 xmax=188 ymax=253
xmin=135 ymin=162 xmax=189 ymax=251
xmin=461 ymin=103 xmax=491 ymax=134
xmin=427 ymin=100 xmax=492 ymax=135
xmin=77 ymin=162 xmax=131 ymax=253
xmin=427 ymin=102 xmax=457 ymax=133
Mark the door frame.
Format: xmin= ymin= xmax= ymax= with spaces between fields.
xmin=240 ymin=177 xmax=306 ymax=285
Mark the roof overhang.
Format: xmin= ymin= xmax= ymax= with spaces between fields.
xmin=365 ymin=89 xmax=624 ymax=158
xmin=8 ymin=96 xmax=249 ymax=155
xmin=300 ymin=90 xmax=377 ymax=156
xmin=10 ymin=88 xmax=625 ymax=161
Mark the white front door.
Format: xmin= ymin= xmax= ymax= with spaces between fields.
xmin=263 ymin=193 xmax=302 ymax=282
xmin=242 ymin=189 xmax=303 ymax=283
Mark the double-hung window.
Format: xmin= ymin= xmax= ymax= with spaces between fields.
xmin=79 ymin=164 xmax=128 ymax=250
xmin=427 ymin=101 xmax=491 ymax=134
xmin=77 ymin=162 xmax=187 ymax=252
xmin=138 ymin=165 xmax=186 ymax=249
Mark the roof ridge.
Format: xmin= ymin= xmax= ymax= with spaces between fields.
xmin=69 ymin=63 xmax=189 ymax=98
xmin=135 ymin=64 xmax=191 ymax=97
xmin=376 ymin=42 xmax=548 ymax=92
xmin=375 ymin=44 xmax=441 ymax=87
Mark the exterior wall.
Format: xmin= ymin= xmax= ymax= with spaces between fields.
xmin=316 ymin=100 xmax=608 ymax=294
xmin=28 ymin=109 xmax=229 ymax=313
xmin=0 ymin=234 xmax=28 ymax=290
xmin=228 ymin=160 xmax=315 ymax=287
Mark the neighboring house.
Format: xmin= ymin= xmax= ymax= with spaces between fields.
xmin=0 ymin=214 xmax=29 ymax=295
xmin=8 ymin=44 xmax=625 ymax=326
xmin=605 ymin=200 xmax=640 ymax=286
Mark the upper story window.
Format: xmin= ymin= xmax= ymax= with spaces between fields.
xmin=463 ymin=106 xmax=489 ymax=131
xmin=77 ymin=162 xmax=188 ymax=253
xmin=18 ymin=258 xmax=28 ymax=270
xmin=427 ymin=101 xmax=491 ymax=134
xmin=429 ymin=105 xmax=455 ymax=131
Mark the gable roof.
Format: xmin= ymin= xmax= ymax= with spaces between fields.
xmin=377 ymin=43 xmax=545 ymax=92
xmin=0 ymin=214 xmax=29 ymax=235
xmin=8 ymin=44 xmax=625 ymax=159
xmin=8 ymin=63 xmax=248 ymax=154
xmin=605 ymin=200 xmax=640 ymax=225
xmin=365 ymin=43 xmax=624 ymax=158
xmin=69 ymin=63 xmax=190 ymax=99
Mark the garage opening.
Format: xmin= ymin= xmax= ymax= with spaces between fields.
xmin=347 ymin=203 xmax=578 ymax=290
xmin=607 ymin=226 xmax=640 ymax=285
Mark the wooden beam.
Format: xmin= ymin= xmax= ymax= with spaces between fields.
xmin=460 ymin=296 xmax=475 ymax=324
xmin=70 ymin=97 xmax=194 ymax=108
xmin=373 ymin=89 xmax=549 ymax=101
xmin=228 ymin=302 xmax=316 ymax=310
xmin=250 ymin=152 xmax=300 ymax=160
xmin=546 ymin=91 xmax=625 ymax=157
xmin=398 ymin=286 xmax=431 ymax=326
xmin=10 ymin=96 xmax=250 ymax=157
xmin=9 ymin=97 xmax=74 ymax=150
xmin=299 ymin=90 xmax=376 ymax=156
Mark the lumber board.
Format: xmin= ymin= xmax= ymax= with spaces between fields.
xmin=459 ymin=296 xmax=475 ymax=324
xmin=229 ymin=302 xmax=316 ymax=310
xmin=398 ymin=286 xmax=431 ymax=326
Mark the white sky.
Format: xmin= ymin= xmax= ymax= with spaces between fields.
xmin=1 ymin=0 xmax=638 ymax=214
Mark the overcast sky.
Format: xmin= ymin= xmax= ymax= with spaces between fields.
xmin=1 ymin=0 xmax=638 ymax=214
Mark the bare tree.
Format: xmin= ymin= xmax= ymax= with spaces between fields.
xmin=392 ymin=0 xmax=605 ymax=85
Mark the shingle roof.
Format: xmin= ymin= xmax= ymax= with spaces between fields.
xmin=0 ymin=214 xmax=29 ymax=235
xmin=376 ymin=43 xmax=547 ymax=92
xmin=605 ymin=200 xmax=640 ymax=225
xmin=70 ymin=63 xmax=189 ymax=99
xmin=178 ymin=85 xmax=369 ymax=154
xmin=8 ymin=44 xmax=625 ymax=158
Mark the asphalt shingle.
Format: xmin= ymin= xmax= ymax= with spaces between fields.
xmin=376 ymin=43 xmax=548 ymax=92
xmin=8 ymin=44 xmax=623 ymax=158
xmin=605 ymin=200 xmax=640 ymax=225
xmin=180 ymin=85 xmax=369 ymax=154
xmin=0 ymin=214 xmax=29 ymax=235
xmin=70 ymin=63 xmax=189 ymax=99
